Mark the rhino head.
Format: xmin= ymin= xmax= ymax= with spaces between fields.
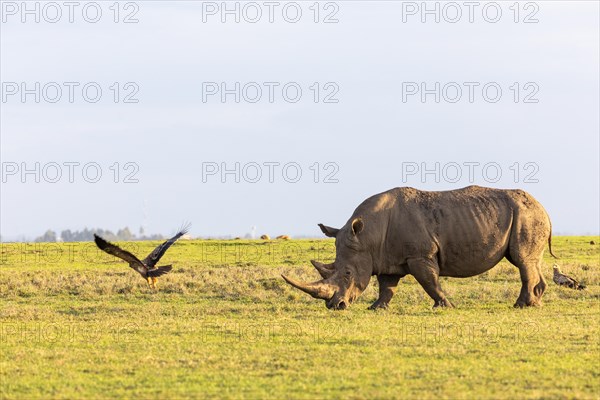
xmin=282 ymin=218 xmax=372 ymax=310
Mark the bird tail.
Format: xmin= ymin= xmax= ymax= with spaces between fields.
xmin=147 ymin=265 xmax=173 ymax=277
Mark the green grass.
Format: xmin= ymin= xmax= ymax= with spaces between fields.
xmin=1 ymin=237 xmax=598 ymax=399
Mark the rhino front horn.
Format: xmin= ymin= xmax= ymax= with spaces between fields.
xmin=281 ymin=274 xmax=337 ymax=300
xmin=310 ymin=260 xmax=336 ymax=279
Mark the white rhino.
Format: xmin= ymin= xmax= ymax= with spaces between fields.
xmin=283 ymin=186 xmax=556 ymax=310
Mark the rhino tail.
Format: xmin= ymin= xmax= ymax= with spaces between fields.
xmin=548 ymin=230 xmax=558 ymax=259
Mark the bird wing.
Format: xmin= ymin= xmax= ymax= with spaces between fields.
xmin=143 ymin=224 xmax=190 ymax=268
xmin=556 ymin=273 xmax=578 ymax=288
xmin=94 ymin=234 xmax=147 ymax=274
xmin=564 ymin=274 xmax=579 ymax=287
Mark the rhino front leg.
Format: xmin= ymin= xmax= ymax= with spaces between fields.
xmin=408 ymin=258 xmax=454 ymax=308
xmin=368 ymin=274 xmax=402 ymax=310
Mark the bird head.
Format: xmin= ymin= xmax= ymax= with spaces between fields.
xmin=552 ymin=264 xmax=560 ymax=272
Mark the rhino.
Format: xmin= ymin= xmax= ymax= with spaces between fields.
xmin=282 ymin=186 xmax=557 ymax=310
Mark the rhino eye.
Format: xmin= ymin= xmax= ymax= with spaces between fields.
xmin=343 ymin=270 xmax=351 ymax=282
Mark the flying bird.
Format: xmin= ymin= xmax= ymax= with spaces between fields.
xmin=94 ymin=224 xmax=190 ymax=289
xmin=553 ymin=264 xmax=586 ymax=290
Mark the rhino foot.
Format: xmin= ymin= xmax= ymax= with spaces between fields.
xmin=368 ymin=300 xmax=389 ymax=310
xmin=433 ymin=299 xmax=454 ymax=308
xmin=513 ymin=299 xmax=542 ymax=308
xmin=514 ymin=291 xmax=542 ymax=308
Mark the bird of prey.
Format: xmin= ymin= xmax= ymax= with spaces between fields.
xmin=94 ymin=225 xmax=190 ymax=289
xmin=553 ymin=264 xmax=586 ymax=290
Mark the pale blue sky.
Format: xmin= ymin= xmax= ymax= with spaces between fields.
xmin=1 ymin=1 xmax=598 ymax=240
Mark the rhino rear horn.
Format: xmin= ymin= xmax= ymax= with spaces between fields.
xmin=281 ymin=274 xmax=337 ymax=300
xmin=318 ymin=223 xmax=339 ymax=238
xmin=310 ymin=260 xmax=336 ymax=279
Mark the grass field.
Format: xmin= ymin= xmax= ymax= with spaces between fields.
xmin=0 ymin=236 xmax=598 ymax=399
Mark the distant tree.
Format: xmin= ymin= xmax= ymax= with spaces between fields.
xmin=117 ymin=227 xmax=134 ymax=241
xmin=35 ymin=230 xmax=57 ymax=242
xmin=61 ymin=229 xmax=73 ymax=242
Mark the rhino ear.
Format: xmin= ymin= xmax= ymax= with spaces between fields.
xmin=318 ymin=223 xmax=339 ymax=238
xmin=351 ymin=218 xmax=364 ymax=236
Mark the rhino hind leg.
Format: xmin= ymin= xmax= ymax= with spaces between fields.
xmin=507 ymin=207 xmax=550 ymax=307
xmin=368 ymin=274 xmax=403 ymax=310
xmin=511 ymin=258 xmax=546 ymax=308
xmin=408 ymin=258 xmax=454 ymax=308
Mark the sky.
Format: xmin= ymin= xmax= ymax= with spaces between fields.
xmin=1 ymin=1 xmax=599 ymax=240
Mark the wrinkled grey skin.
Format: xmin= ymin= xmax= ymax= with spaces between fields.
xmin=282 ymin=186 xmax=556 ymax=310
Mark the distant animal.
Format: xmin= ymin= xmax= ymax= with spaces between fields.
xmin=282 ymin=186 xmax=557 ymax=310
xmin=276 ymin=235 xmax=291 ymax=240
xmin=553 ymin=264 xmax=586 ymax=290
xmin=94 ymin=225 xmax=190 ymax=289
xmin=590 ymin=241 xmax=596 ymax=245
xmin=260 ymin=234 xmax=270 ymax=240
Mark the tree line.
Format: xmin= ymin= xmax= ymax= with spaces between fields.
xmin=34 ymin=227 xmax=164 ymax=243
